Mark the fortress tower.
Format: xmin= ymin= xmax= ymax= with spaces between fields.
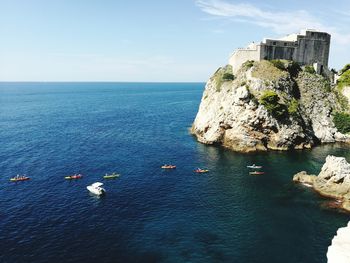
xmin=229 ymin=29 xmax=331 ymax=74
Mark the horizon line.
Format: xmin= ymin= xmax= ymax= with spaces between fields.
xmin=0 ymin=81 xmax=206 ymax=84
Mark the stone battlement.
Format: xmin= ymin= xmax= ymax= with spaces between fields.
xmin=229 ymin=29 xmax=331 ymax=74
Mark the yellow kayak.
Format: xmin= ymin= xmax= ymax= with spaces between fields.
xmin=103 ymin=173 xmax=120 ymax=179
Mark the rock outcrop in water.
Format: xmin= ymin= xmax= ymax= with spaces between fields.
xmin=327 ymin=221 xmax=350 ymax=263
xmin=191 ymin=61 xmax=350 ymax=152
xmin=293 ymin=155 xmax=350 ymax=212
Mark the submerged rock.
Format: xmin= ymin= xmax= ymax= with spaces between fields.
xmin=192 ymin=61 xmax=350 ymax=152
xmin=293 ymin=155 xmax=350 ymax=212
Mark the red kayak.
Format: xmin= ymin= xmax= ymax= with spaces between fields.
xmin=65 ymin=174 xmax=83 ymax=180
xmin=249 ymin=171 xmax=265 ymax=175
xmin=10 ymin=176 xmax=30 ymax=182
xmin=194 ymin=168 xmax=209 ymax=173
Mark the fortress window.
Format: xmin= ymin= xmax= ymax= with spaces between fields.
xmin=273 ymin=41 xmax=276 ymax=45
xmin=284 ymin=43 xmax=287 ymax=46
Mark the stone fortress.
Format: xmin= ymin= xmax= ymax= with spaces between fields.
xmin=229 ymin=29 xmax=331 ymax=75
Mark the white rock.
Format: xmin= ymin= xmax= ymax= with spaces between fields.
xmin=192 ymin=64 xmax=347 ymax=152
xmin=294 ymin=155 xmax=350 ymax=205
xmin=327 ymin=221 xmax=350 ymax=263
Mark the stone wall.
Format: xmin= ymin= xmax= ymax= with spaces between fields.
xmin=229 ymin=30 xmax=331 ymax=74
xmin=260 ymin=44 xmax=295 ymax=61
xmin=229 ymin=44 xmax=260 ymax=74
xmin=294 ymin=31 xmax=330 ymax=67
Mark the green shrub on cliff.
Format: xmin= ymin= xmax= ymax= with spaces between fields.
xmin=259 ymin=90 xmax=287 ymax=119
xmin=212 ymin=65 xmax=234 ymax=92
xmin=287 ymin=98 xmax=299 ymax=116
xmin=260 ymin=90 xmax=279 ymax=103
xmin=337 ymin=70 xmax=350 ymax=90
xmin=332 ymin=86 xmax=349 ymax=111
xmin=243 ymin=60 xmax=254 ymax=69
xmin=304 ymin=65 xmax=316 ymax=74
xmin=339 ymin=64 xmax=350 ymax=75
xmin=222 ymin=73 xmax=235 ymax=81
xmin=333 ymin=112 xmax=350 ymax=133
xmin=270 ymin=60 xmax=285 ymax=70
xmin=287 ymin=62 xmax=301 ymax=78
xmin=270 ymin=60 xmax=301 ymax=78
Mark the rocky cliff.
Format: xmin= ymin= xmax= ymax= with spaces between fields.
xmin=192 ymin=60 xmax=350 ymax=152
xmin=293 ymin=155 xmax=350 ymax=212
xmin=327 ymin=221 xmax=350 ymax=263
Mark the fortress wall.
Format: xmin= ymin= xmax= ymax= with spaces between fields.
xmin=260 ymin=44 xmax=296 ymax=61
xmin=228 ymin=30 xmax=331 ymax=73
xmin=294 ymin=37 xmax=306 ymax=64
xmin=229 ymin=46 xmax=260 ymax=73
xmin=294 ymin=32 xmax=330 ymax=66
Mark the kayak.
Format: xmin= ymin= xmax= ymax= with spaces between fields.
xmin=103 ymin=173 xmax=120 ymax=179
xmin=65 ymin=174 xmax=83 ymax=180
xmin=10 ymin=176 xmax=30 ymax=182
xmin=247 ymin=164 xmax=262 ymax=169
xmin=194 ymin=169 xmax=209 ymax=173
xmin=249 ymin=171 xmax=265 ymax=175
xmin=161 ymin=165 xmax=176 ymax=169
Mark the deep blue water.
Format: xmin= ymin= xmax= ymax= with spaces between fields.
xmin=0 ymin=82 xmax=349 ymax=263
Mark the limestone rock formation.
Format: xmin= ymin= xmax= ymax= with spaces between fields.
xmin=192 ymin=61 xmax=350 ymax=152
xmin=327 ymin=221 xmax=350 ymax=263
xmin=293 ymin=171 xmax=316 ymax=186
xmin=293 ymin=155 xmax=350 ymax=212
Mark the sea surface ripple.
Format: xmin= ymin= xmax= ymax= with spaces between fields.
xmin=0 ymin=82 xmax=349 ymax=263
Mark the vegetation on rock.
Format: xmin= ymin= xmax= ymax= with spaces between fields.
xmin=212 ymin=65 xmax=234 ymax=92
xmin=304 ymin=65 xmax=316 ymax=74
xmin=192 ymin=60 xmax=350 ymax=153
xmin=252 ymin=60 xmax=288 ymax=82
xmin=333 ymin=83 xmax=349 ymax=111
xmin=287 ymin=61 xmax=302 ymax=78
xmin=266 ymin=60 xmax=301 ymax=78
xmin=243 ymin=60 xmax=254 ymax=69
xmin=222 ymin=73 xmax=235 ymax=81
xmin=339 ymin=64 xmax=350 ymax=75
xmin=259 ymin=90 xmax=287 ymax=119
xmin=333 ymin=112 xmax=350 ymax=134
xmin=337 ymin=70 xmax=350 ymax=90
xmin=270 ymin=60 xmax=285 ymax=70
xmin=287 ymin=98 xmax=299 ymax=116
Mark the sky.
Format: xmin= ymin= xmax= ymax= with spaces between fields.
xmin=0 ymin=0 xmax=350 ymax=82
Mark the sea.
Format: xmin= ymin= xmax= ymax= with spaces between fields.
xmin=0 ymin=82 xmax=349 ymax=263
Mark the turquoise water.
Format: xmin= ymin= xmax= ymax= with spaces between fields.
xmin=0 ymin=82 xmax=349 ymax=263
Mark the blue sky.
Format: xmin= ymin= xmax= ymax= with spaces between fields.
xmin=1 ymin=0 xmax=350 ymax=82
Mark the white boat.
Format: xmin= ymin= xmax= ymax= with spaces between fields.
xmin=87 ymin=182 xmax=106 ymax=196
xmin=247 ymin=164 xmax=262 ymax=169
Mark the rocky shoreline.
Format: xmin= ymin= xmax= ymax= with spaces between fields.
xmin=293 ymin=155 xmax=350 ymax=212
xmin=327 ymin=221 xmax=350 ymax=263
